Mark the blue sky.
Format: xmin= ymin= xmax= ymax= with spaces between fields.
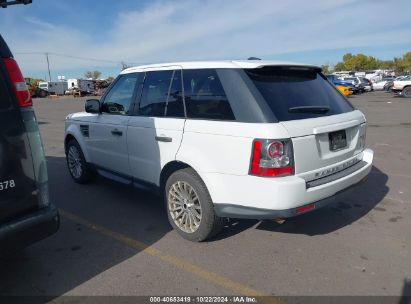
xmin=1 ymin=0 xmax=410 ymax=80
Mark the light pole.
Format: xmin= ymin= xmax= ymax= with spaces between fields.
xmin=45 ymin=52 xmax=51 ymax=82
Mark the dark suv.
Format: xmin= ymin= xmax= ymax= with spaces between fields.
xmin=0 ymin=34 xmax=59 ymax=255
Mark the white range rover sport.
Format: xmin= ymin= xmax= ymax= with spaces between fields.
xmin=64 ymin=60 xmax=374 ymax=241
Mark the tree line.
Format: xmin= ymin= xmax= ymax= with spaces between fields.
xmin=322 ymin=51 xmax=411 ymax=74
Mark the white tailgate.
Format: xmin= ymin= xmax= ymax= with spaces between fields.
xmin=280 ymin=110 xmax=367 ymax=175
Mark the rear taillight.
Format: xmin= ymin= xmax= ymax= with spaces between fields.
xmin=249 ymin=139 xmax=294 ymax=177
xmin=3 ymin=58 xmax=33 ymax=108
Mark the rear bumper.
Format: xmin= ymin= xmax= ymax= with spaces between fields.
xmin=204 ymin=149 xmax=373 ymax=219
xmin=214 ymin=196 xmax=337 ymax=219
xmin=0 ymin=205 xmax=59 ymax=255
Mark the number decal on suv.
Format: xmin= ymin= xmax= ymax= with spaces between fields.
xmin=0 ymin=180 xmax=16 ymax=191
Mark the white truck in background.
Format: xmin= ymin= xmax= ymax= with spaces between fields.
xmin=392 ymin=75 xmax=411 ymax=98
xmin=67 ymin=79 xmax=95 ymax=95
xmin=38 ymin=81 xmax=68 ymax=95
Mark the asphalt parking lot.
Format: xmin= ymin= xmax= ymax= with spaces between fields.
xmin=0 ymin=91 xmax=410 ymax=298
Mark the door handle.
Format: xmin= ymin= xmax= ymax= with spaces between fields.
xmin=111 ymin=129 xmax=123 ymax=136
xmin=155 ymin=136 xmax=172 ymax=142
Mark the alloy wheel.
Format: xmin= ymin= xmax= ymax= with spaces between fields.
xmin=67 ymin=145 xmax=83 ymax=179
xmin=168 ymin=181 xmax=202 ymax=233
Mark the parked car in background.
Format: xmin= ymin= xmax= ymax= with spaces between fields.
xmin=65 ymin=60 xmax=373 ymax=241
xmin=342 ymin=77 xmax=365 ymax=93
xmin=383 ymin=76 xmax=407 ymax=91
xmin=392 ymin=75 xmax=411 ymax=98
xmin=360 ymin=77 xmax=373 ymax=92
xmin=373 ymin=77 xmax=395 ymax=90
xmin=0 ymin=34 xmax=59 ymax=255
xmin=336 ymin=85 xmax=352 ymax=96
xmin=326 ymin=75 xmax=360 ymax=94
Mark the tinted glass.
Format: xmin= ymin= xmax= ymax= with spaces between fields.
xmin=102 ymin=73 xmax=139 ymax=115
xmin=139 ymin=70 xmax=173 ymax=117
xmin=245 ymin=66 xmax=354 ymax=122
xmin=183 ymin=69 xmax=235 ymax=121
xmin=165 ymin=70 xmax=185 ymax=117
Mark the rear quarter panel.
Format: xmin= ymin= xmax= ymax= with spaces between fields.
xmin=176 ymin=120 xmax=290 ymax=176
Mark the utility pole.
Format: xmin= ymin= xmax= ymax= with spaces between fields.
xmin=45 ymin=52 xmax=51 ymax=82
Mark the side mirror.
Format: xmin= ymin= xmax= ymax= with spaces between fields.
xmin=85 ymin=99 xmax=100 ymax=114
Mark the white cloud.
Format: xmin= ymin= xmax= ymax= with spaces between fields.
xmin=2 ymin=0 xmax=411 ymax=75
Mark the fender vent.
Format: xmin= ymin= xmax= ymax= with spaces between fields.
xmin=80 ymin=125 xmax=89 ymax=137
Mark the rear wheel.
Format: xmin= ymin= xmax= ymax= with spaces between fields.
xmin=165 ymin=168 xmax=224 ymax=242
xmin=66 ymin=139 xmax=95 ymax=184
xmin=402 ymin=87 xmax=411 ymax=98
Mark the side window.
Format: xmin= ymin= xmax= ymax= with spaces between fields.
xmin=139 ymin=70 xmax=184 ymax=117
xmin=183 ymin=69 xmax=235 ymax=120
xmin=101 ymin=73 xmax=139 ymax=115
xmin=165 ymin=70 xmax=185 ymax=117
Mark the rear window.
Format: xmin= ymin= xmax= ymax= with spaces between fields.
xmin=244 ymin=66 xmax=354 ymax=122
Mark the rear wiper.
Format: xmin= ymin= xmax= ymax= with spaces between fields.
xmin=288 ymin=106 xmax=330 ymax=114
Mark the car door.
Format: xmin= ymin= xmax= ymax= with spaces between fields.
xmin=127 ymin=67 xmax=186 ymax=186
xmin=86 ymin=73 xmax=140 ymax=176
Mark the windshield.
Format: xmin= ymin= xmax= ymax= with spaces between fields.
xmin=39 ymin=84 xmax=47 ymax=88
xmin=244 ymin=66 xmax=354 ymax=122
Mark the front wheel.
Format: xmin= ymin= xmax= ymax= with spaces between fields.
xmin=66 ymin=140 xmax=95 ymax=184
xmin=165 ymin=168 xmax=224 ymax=242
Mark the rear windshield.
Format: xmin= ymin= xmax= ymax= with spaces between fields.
xmin=244 ymin=66 xmax=354 ymax=122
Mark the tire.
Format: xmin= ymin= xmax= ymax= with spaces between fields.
xmin=66 ymin=139 xmax=95 ymax=184
xmin=402 ymin=87 xmax=411 ymax=98
xmin=165 ymin=168 xmax=224 ymax=242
